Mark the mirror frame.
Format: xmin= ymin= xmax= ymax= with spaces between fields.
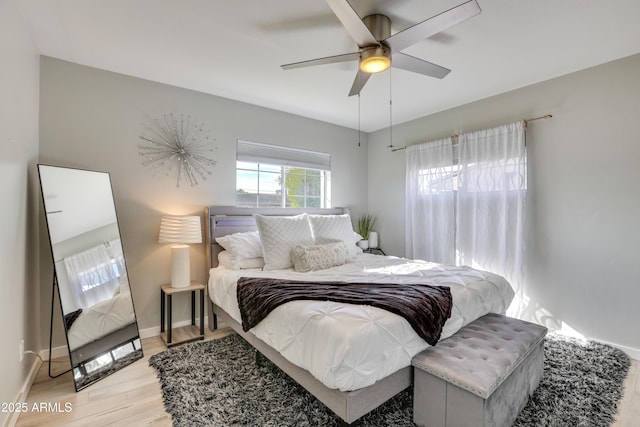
xmin=38 ymin=164 xmax=143 ymax=391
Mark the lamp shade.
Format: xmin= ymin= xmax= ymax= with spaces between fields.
xmin=158 ymin=215 xmax=202 ymax=244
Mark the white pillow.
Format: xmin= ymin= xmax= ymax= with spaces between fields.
xmin=291 ymin=241 xmax=351 ymax=272
xmin=308 ymin=214 xmax=361 ymax=258
xmin=215 ymin=231 xmax=262 ymax=262
xmin=254 ymin=214 xmax=314 ymax=270
xmin=218 ymin=251 xmax=265 ymax=270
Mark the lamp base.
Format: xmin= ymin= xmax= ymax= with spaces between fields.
xmin=368 ymin=231 xmax=378 ymax=248
xmin=171 ymin=245 xmax=191 ymax=288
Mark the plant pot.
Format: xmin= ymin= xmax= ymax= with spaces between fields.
xmin=357 ymin=240 xmax=369 ymax=250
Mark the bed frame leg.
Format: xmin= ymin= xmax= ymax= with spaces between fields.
xmin=254 ymin=349 xmax=267 ymax=367
xmin=208 ymin=299 xmax=217 ymax=331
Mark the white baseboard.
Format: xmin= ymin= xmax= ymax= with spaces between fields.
xmin=139 ymin=316 xmax=210 ymax=340
xmin=4 ymin=357 xmax=42 ymax=427
xmin=39 ymin=345 xmax=69 ymax=361
xmin=42 ymin=316 xmax=212 ymax=361
xmin=592 ymin=338 xmax=640 ymax=361
xmin=139 ymin=326 xmax=161 ymax=340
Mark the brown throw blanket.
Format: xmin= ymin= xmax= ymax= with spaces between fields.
xmin=236 ymin=277 xmax=452 ymax=346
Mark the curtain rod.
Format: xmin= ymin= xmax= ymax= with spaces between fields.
xmin=390 ymin=114 xmax=553 ymax=152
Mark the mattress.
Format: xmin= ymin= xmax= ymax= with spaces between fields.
xmin=208 ymin=253 xmax=515 ymax=392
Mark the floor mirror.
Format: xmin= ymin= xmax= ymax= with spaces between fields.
xmin=38 ymin=164 xmax=143 ymax=391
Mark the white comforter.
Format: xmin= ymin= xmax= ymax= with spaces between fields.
xmin=208 ymin=253 xmax=514 ymax=392
xmin=67 ymin=292 xmax=136 ymax=351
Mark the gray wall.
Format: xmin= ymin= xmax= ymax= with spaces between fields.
xmin=368 ymin=53 xmax=640 ymax=354
xmin=39 ymin=57 xmax=369 ymax=345
xmin=0 ymin=0 xmax=41 ymax=423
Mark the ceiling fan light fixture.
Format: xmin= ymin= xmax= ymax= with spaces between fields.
xmin=360 ymin=46 xmax=391 ymax=73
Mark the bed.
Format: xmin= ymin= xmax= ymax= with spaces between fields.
xmin=205 ymin=206 xmax=515 ymax=423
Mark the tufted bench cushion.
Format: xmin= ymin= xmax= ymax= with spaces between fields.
xmin=412 ymin=313 xmax=547 ymax=427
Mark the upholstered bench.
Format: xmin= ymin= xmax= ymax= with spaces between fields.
xmin=412 ymin=313 xmax=547 ymax=427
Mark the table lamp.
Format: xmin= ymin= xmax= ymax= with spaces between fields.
xmin=159 ymin=215 xmax=202 ymax=288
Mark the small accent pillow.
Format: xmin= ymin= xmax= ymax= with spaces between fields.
xmin=218 ymin=251 xmax=265 ymax=270
xmin=308 ymin=214 xmax=361 ymax=258
xmin=215 ymin=231 xmax=263 ymax=263
xmin=255 ymin=214 xmax=314 ymax=270
xmin=292 ymin=241 xmax=351 ymax=272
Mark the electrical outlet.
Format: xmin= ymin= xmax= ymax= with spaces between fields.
xmin=19 ymin=339 xmax=24 ymax=362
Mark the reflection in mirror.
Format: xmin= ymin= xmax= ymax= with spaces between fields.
xmin=38 ymin=164 xmax=143 ymax=391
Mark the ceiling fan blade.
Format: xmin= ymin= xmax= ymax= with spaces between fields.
xmin=348 ymin=69 xmax=372 ymax=96
xmin=385 ymin=0 xmax=481 ymax=52
xmin=326 ymin=0 xmax=378 ymax=46
xmin=392 ymin=52 xmax=450 ymax=79
xmin=281 ymin=52 xmax=360 ymax=70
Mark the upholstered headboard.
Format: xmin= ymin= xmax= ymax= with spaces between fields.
xmin=205 ymin=206 xmax=350 ymax=271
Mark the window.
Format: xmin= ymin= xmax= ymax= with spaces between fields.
xmin=63 ymin=239 xmax=125 ymax=309
xmin=406 ymin=122 xmax=526 ymax=311
xmin=236 ymin=140 xmax=331 ymax=208
xmin=416 ymin=143 xmax=526 ymax=196
xmin=76 ymin=257 xmax=124 ymax=292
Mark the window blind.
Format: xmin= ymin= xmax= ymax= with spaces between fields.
xmin=237 ymin=140 xmax=331 ymax=171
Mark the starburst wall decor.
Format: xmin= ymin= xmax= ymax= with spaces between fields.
xmin=139 ymin=113 xmax=217 ymax=187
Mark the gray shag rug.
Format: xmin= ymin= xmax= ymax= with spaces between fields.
xmin=149 ymin=333 xmax=630 ymax=426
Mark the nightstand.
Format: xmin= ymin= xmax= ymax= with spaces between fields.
xmin=160 ymin=281 xmax=205 ymax=347
xmin=364 ymin=247 xmax=386 ymax=255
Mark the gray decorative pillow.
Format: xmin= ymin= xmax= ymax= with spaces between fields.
xmin=291 ymin=241 xmax=351 ymax=272
xmin=255 ymin=214 xmax=314 ymax=270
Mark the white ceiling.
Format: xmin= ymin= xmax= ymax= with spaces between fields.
xmin=20 ymin=0 xmax=640 ymax=132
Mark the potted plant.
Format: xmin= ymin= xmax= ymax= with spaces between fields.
xmin=356 ymin=214 xmax=376 ymax=250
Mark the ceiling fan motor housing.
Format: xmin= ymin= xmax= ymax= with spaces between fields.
xmin=362 ymin=14 xmax=391 ymax=41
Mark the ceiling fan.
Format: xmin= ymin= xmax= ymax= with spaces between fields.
xmin=281 ymin=0 xmax=481 ymax=96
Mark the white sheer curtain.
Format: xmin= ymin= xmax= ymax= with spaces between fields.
xmin=457 ymin=121 xmax=526 ymax=314
xmin=406 ymin=121 xmax=526 ymax=314
xmin=405 ymin=138 xmax=456 ymax=263
xmin=64 ymin=240 xmax=124 ymax=309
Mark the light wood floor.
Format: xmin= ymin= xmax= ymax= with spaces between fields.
xmin=16 ymin=327 xmax=234 ymax=427
xmin=16 ymin=329 xmax=640 ymax=426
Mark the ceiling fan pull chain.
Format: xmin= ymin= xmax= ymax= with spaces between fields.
xmin=388 ymin=68 xmax=394 ymax=148
xmin=358 ymin=93 xmax=361 ymax=147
